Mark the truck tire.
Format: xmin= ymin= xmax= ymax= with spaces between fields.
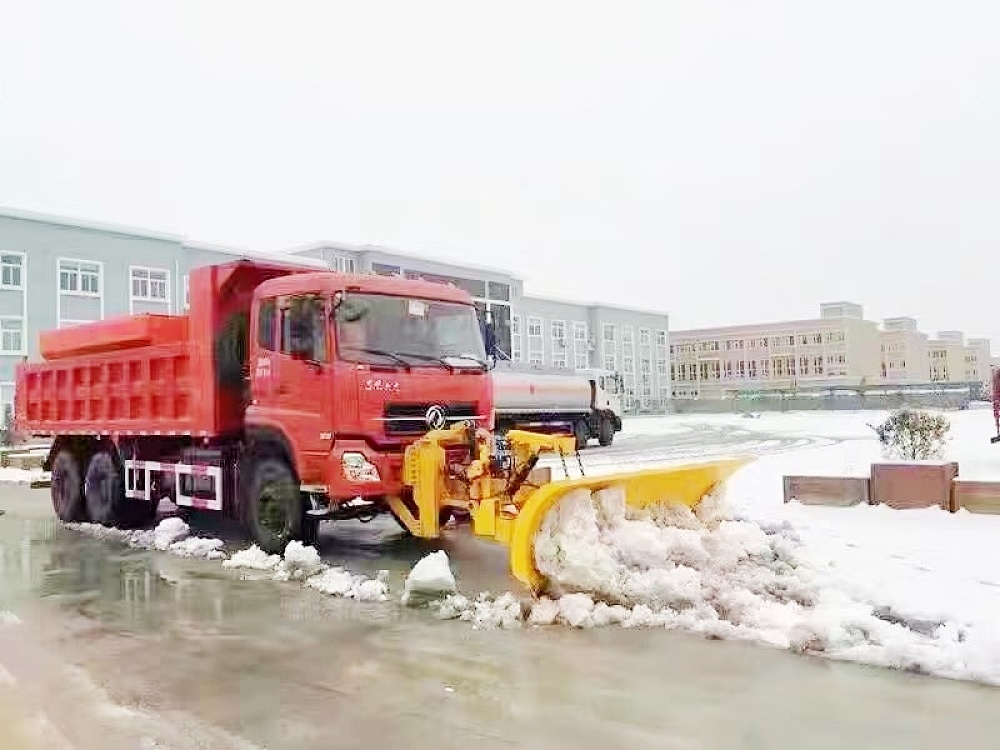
xmin=84 ymin=450 xmax=157 ymax=529
xmin=50 ymin=449 xmax=86 ymax=523
xmin=245 ymin=456 xmax=306 ymax=555
xmin=574 ymin=420 xmax=590 ymax=451
xmin=598 ymin=416 xmax=614 ymax=447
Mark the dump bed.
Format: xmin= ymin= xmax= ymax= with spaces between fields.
xmin=15 ymin=259 xmax=316 ymax=439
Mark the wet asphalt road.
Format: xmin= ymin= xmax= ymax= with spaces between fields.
xmin=1 ymin=421 xmax=998 ymax=749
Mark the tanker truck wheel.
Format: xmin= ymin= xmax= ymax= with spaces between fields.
xmin=245 ymin=456 xmax=307 ymax=555
xmin=50 ymin=449 xmax=86 ymax=523
xmin=598 ymin=416 xmax=614 ymax=447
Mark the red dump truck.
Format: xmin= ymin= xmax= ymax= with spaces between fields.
xmin=16 ymin=259 xmax=493 ymax=552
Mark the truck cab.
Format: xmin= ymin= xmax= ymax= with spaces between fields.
xmin=582 ymin=368 xmax=624 ymax=422
xmin=245 ymin=271 xmax=493 ymax=506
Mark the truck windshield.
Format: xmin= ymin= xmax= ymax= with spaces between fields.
xmin=333 ymin=292 xmax=487 ymax=369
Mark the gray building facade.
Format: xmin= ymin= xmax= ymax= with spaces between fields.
xmin=1 ymin=208 xmax=670 ymax=417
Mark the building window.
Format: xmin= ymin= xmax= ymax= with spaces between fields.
xmin=622 ymin=326 xmax=634 ymax=345
xmin=639 ymin=328 xmax=651 ymax=346
xmin=573 ymin=322 xmax=587 ymax=341
xmin=604 ymin=353 xmax=617 ymax=371
xmin=603 ymin=323 xmax=615 ymax=342
xmin=59 ymin=259 xmax=101 ymax=296
xmin=527 ymin=317 xmax=542 ymax=337
xmin=552 ymin=351 xmax=568 ymax=368
xmin=550 ymin=320 xmax=566 ymax=342
xmin=528 ymin=352 xmax=543 ymax=366
xmin=0 ymin=317 xmax=24 ymax=354
xmin=130 ymin=267 xmax=169 ymax=302
xmin=487 ymin=281 xmax=510 ymax=301
xmin=183 ymin=274 xmax=190 ymax=310
xmin=656 ymin=330 xmax=667 ymax=347
xmin=623 ymin=354 xmax=634 ymax=373
xmin=511 ymin=315 xmax=521 ymax=336
xmin=1 ymin=253 xmax=24 ymax=289
xmin=334 ymin=256 xmax=356 ymax=273
xmin=575 ymin=351 xmax=589 ymax=370
xmin=657 ymin=358 xmax=667 ymax=375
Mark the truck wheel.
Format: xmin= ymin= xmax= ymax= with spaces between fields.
xmin=50 ymin=450 xmax=86 ymax=522
xmin=574 ymin=420 xmax=590 ymax=451
xmin=598 ymin=416 xmax=614 ymax=447
xmin=84 ymin=450 xmax=156 ymax=528
xmin=245 ymin=457 xmax=303 ymax=555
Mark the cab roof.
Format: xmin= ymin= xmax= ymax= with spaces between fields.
xmin=254 ymin=270 xmax=476 ymax=305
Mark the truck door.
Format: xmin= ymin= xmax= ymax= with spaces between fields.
xmin=274 ymin=293 xmax=331 ymax=479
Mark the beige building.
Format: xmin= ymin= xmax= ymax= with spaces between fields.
xmin=670 ymin=302 xmax=880 ymax=399
xmin=927 ymin=332 xmax=991 ymax=390
xmin=879 ymin=317 xmax=929 ymax=383
xmin=671 ymin=303 xmax=991 ymax=400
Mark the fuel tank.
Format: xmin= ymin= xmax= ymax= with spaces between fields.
xmin=491 ymin=368 xmax=593 ymax=415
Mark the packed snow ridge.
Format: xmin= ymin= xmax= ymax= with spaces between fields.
xmin=428 ymin=487 xmax=1000 ymax=687
xmin=66 ymin=516 xmax=227 ymax=559
xmin=67 ymin=518 xmax=392 ymax=602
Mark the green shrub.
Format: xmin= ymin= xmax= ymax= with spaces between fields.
xmin=871 ymin=408 xmax=951 ymax=460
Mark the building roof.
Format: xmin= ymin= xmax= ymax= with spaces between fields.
xmin=0 ymin=205 xmax=327 ymax=269
xmin=671 ymin=316 xmax=851 ymax=338
xmin=184 ymin=240 xmax=327 ymax=269
xmin=284 ymin=240 xmax=523 ymax=280
xmin=520 ymin=293 xmax=668 ymax=318
xmin=0 ymin=205 xmax=181 ymax=242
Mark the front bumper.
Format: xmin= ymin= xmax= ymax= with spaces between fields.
xmin=326 ymin=439 xmax=405 ymax=499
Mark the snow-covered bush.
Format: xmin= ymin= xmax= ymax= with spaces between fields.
xmin=871 ymin=408 xmax=951 ymax=460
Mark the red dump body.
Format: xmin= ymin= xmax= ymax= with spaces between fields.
xmin=15 ymin=260 xmax=314 ymax=438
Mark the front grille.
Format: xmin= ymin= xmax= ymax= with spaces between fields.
xmin=382 ymin=402 xmax=480 ymax=436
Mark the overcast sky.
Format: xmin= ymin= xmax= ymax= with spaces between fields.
xmin=2 ymin=1 xmax=998 ymax=347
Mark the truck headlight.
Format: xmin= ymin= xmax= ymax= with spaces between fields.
xmin=342 ymin=452 xmax=381 ymax=483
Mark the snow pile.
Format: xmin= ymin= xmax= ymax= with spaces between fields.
xmin=306 ymin=567 xmax=390 ymax=602
xmin=221 ymin=544 xmax=281 ymax=572
xmin=502 ymin=485 xmax=1000 ymax=686
xmin=273 ymin=540 xmax=327 ymax=581
xmin=432 ymin=592 xmax=525 ymax=629
xmin=66 ymin=518 xmax=389 ymax=601
xmin=67 ymin=518 xmax=226 ymax=560
xmin=220 ymin=540 xmax=390 ymax=601
xmin=401 ymin=550 xmax=457 ymax=606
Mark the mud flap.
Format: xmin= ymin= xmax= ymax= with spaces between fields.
xmin=506 ymin=457 xmax=753 ymax=592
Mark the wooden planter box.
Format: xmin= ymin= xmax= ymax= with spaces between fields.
xmin=783 ymin=475 xmax=870 ymax=507
xmin=951 ymin=480 xmax=1000 ymax=514
xmin=870 ymin=462 xmax=959 ymax=510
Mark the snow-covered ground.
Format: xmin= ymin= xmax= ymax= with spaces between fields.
xmin=57 ymin=408 xmax=1000 ymax=688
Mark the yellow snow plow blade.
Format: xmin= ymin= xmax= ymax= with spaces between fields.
xmin=395 ymin=422 xmax=752 ymax=595
xmin=507 ymin=457 xmax=753 ymax=593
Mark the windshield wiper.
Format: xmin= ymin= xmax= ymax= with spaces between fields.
xmin=343 ymin=347 xmax=412 ymax=370
xmin=392 ymin=351 xmax=456 ymax=372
